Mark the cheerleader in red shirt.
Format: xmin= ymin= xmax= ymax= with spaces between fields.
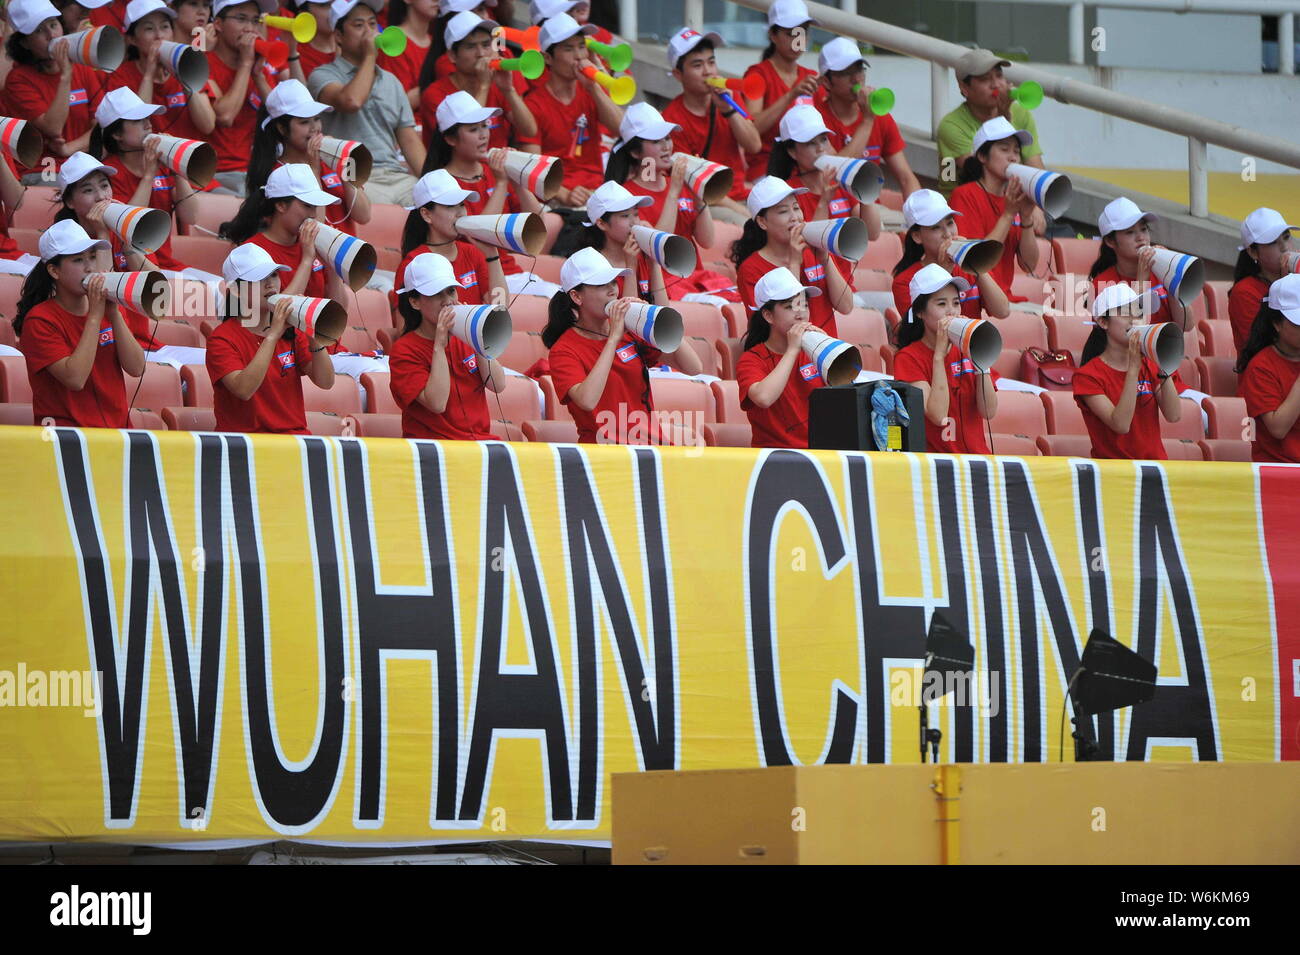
xmin=892 ymin=263 xmax=999 ymax=454
xmin=1073 ymin=284 xmax=1186 ymax=460
xmin=947 ymin=116 xmax=1042 ymax=299
xmin=580 ymin=181 xmax=668 ymax=305
xmin=16 ymin=220 xmax=146 ymax=427
xmin=108 ymin=0 xmax=216 ymax=141
xmin=1229 ymin=207 xmax=1296 ymax=354
xmin=388 ymin=251 xmax=508 ymax=440
xmin=170 ymin=0 xmax=215 ymax=54
xmin=379 ymin=0 xmax=435 ymax=110
xmin=544 ymin=247 xmax=701 ymax=444
xmin=735 ymin=265 xmax=826 ymax=448
xmin=1238 ymin=274 xmax=1300 ymax=463
xmin=1089 ymin=196 xmax=1188 ymax=330
xmin=891 ymin=188 xmax=1009 ymax=321
xmin=742 ymin=0 xmax=819 ymax=185
xmin=731 ymin=176 xmax=854 ymax=338
xmin=284 ymin=0 xmax=337 ymax=80
xmin=206 ymin=243 xmax=335 ymax=433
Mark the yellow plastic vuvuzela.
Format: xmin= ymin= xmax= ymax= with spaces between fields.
xmin=263 ymin=12 xmax=317 ymax=43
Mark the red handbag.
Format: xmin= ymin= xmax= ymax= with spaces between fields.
xmin=1019 ymin=348 xmax=1077 ymax=390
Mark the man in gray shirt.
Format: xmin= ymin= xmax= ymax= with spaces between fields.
xmin=309 ymin=0 xmax=426 ymax=206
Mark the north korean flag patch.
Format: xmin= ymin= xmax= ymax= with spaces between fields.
xmin=828 ymin=198 xmax=852 ymax=216
xmin=616 ymin=343 xmax=638 ymax=363
xmin=462 ymin=353 xmax=479 ymax=373
xmin=458 ymin=270 xmax=479 ymax=288
xmin=69 ymin=88 xmax=88 ymax=106
xmin=98 ymin=326 xmax=114 ymax=347
xmin=798 ymin=361 xmax=820 ymax=381
xmin=166 ymin=91 xmax=187 ymax=109
xmin=276 ymin=349 xmax=296 ymax=370
xmin=804 ymin=263 xmax=825 ymax=283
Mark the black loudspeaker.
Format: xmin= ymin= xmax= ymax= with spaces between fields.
xmin=808 ymin=381 xmax=925 ymax=451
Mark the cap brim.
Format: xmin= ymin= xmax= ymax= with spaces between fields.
xmin=1104 ymin=211 xmax=1158 ymax=236
xmin=62 ymin=163 xmax=118 ymax=189
xmin=292 ymin=189 xmax=341 ymax=207
xmin=1280 ymin=306 xmax=1300 ymax=326
xmin=442 ymin=105 xmax=503 ymax=129
xmin=772 ymin=16 xmax=817 ymax=28
xmin=261 ymin=102 xmax=333 ymax=129
xmin=237 ymin=262 xmax=292 ymax=281
xmin=565 ymin=264 xmax=631 ymax=290
xmin=778 ymin=124 xmax=834 ymax=143
xmin=752 ymin=185 xmax=809 ymax=214
xmin=909 ymin=208 xmax=960 ymax=228
xmin=636 ymin=120 xmax=680 ymax=140
xmin=53 ymin=237 xmax=111 ymax=257
xmin=398 ymin=278 xmax=467 ymax=295
xmin=1245 ymin=223 xmax=1298 ymax=248
xmin=405 ymin=187 xmax=480 ymax=211
xmin=118 ymin=103 xmax=165 ymax=121
xmin=126 ymin=6 xmax=178 ymax=28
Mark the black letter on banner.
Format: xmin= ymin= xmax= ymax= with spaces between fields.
xmin=339 ymin=441 xmax=461 ymax=823
xmin=746 ymin=451 xmax=856 ymax=766
xmin=229 ymin=436 xmax=346 ymax=828
xmin=556 ymin=447 xmax=677 ymax=820
xmin=968 ymin=459 xmax=1010 ymax=761
xmin=1125 ymin=465 xmax=1218 ymax=760
xmin=932 ymin=459 xmax=974 ymax=762
xmin=1073 ymin=461 xmax=1112 ymax=758
xmin=462 ymin=444 xmax=576 ymax=822
xmin=54 ymin=430 xmax=226 ymax=824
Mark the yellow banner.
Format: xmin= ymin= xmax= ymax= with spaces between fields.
xmin=0 ymin=426 xmax=1286 ymax=844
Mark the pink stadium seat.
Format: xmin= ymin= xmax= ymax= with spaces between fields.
xmin=1043 ymin=312 xmax=1094 ymax=362
xmin=717 ymin=337 xmax=745 ymax=381
xmin=338 ymin=326 xmax=376 ymax=353
xmin=1040 ymin=390 xmax=1087 ymax=435
xmin=128 ymin=408 xmax=167 ymax=430
xmin=510 ymin=295 xmax=550 ymax=335
xmin=0 ymin=355 xmax=30 ymax=404
xmin=988 ymin=434 xmax=1042 ymax=456
xmin=529 ymin=255 xmax=564 ymax=283
xmin=684 ymin=337 xmax=720 ymax=377
xmin=488 ymin=374 xmax=544 ymax=423
xmin=375 ymin=327 xmax=399 ymax=353
xmin=498 ymin=331 xmax=548 ymax=374
xmin=186 ymin=191 xmax=242 ymax=237
xmin=710 ymin=379 xmax=743 ymax=423
xmin=170 ymin=234 xmax=231 ymax=275
xmin=10 ymin=228 xmax=39 ymax=254
xmin=1204 ymin=396 xmax=1247 ymax=440
xmin=1198 ymin=320 xmax=1235 ymax=358
xmin=703 ymin=422 xmax=753 ymax=447
xmin=161 ymin=406 xmax=216 ymax=431
xmin=537 ymin=375 xmax=572 ymax=421
xmin=993 ymin=312 xmax=1049 ymax=351
xmin=0 ymin=273 xmax=25 ymax=311
xmin=358 ymin=372 xmax=400 ymax=414
xmin=879 ymin=343 xmax=894 ymax=375
xmin=350 ymin=412 xmax=403 ymax=438
xmin=673 ymin=301 xmax=728 ymax=341
xmin=835 ymin=308 xmax=890 ymax=349
xmin=125 ymin=364 xmax=183 ymax=411
xmin=303 ymin=377 xmax=363 ymax=415
xmin=1204 ymin=281 xmax=1232 ymax=321
xmin=857 ymin=344 xmax=886 ymax=373
xmin=0 ymin=402 xmax=33 ymax=425
xmin=489 ymin=420 xmax=526 ymax=441
xmin=181 ymin=364 xmax=213 ymax=407
xmin=1199 ymin=438 xmax=1251 ymax=462
xmin=704 ymin=219 xmax=743 ymax=256
xmin=521 ymin=419 xmax=578 ymax=443
xmin=1195 ymin=356 xmax=1238 ymax=396
xmin=351 ymin=288 xmax=392 ymax=334
xmin=354 ymin=203 xmax=407 ymax=258
xmin=991 ymin=348 xmax=1023 ymax=380
xmin=1160 ymin=398 xmax=1205 ymax=441
xmin=148 ymin=319 xmax=204 ymax=348
xmin=990 ymin=391 xmax=1048 ymax=438
xmin=306 ymin=411 xmax=348 ymax=435
xmin=1052 ymin=237 xmax=1102 ymax=277
xmin=1176 ymin=356 xmax=1201 ymax=392
xmin=1163 ymin=438 xmax=1204 ymax=461
xmin=1033 ymin=237 xmax=1055 ymax=276
xmin=0 ymin=318 xmax=14 ymax=349
xmin=1036 ymin=433 xmax=1093 ymax=457
xmin=719 ymin=303 xmax=746 ymax=338
xmin=13 ymin=185 xmax=57 ymax=230
xmin=878 ymin=188 xmax=903 ymax=211
xmin=650 ymin=377 xmax=715 ymax=422
xmin=1010 ymin=274 xmax=1049 ymax=304
xmin=859 ymin=231 xmax=901 ymax=272
xmin=884 ymin=306 xmax=902 ymax=334
xmin=853 ymin=269 xmax=892 ymax=292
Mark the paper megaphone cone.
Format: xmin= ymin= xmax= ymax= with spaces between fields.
xmin=1148 ymin=247 xmax=1205 ymax=307
xmin=1006 ymin=162 xmax=1072 ymax=218
xmin=678 ymin=154 xmax=733 ymax=205
xmin=157 ymin=40 xmax=208 ymax=91
xmin=615 ymin=300 xmax=682 ymax=353
xmin=318 ymin=137 xmax=371 ymax=186
xmin=1130 ymin=321 xmax=1185 ymax=376
xmin=55 ymin=27 xmax=125 ymax=71
xmin=801 ymin=328 xmax=861 ymax=386
xmin=632 ymin=225 xmax=697 ymax=278
xmin=0 ymin=116 xmax=41 ymax=168
xmin=85 ymin=271 xmax=171 ymax=319
xmin=801 ymin=217 xmax=869 ymax=262
xmin=1284 ymin=250 xmax=1300 ymax=274
xmin=814 ymin=155 xmax=883 ymax=204
xmin=946 ymin=237 xmax=1004 ymax=275
xmin=102 ymin=201 xmax=171 ymax=254
xmin=312 ymin=221 xmax=376 ymax=291
xmin=456 ymin=213 xmax=546 ymax=256
xmin=450 ymin=304 xmax=512 ymax=358
xmin=502 ymin=150 xmax=562 ymax=202
xmin=947 ymin=317 xmax=1002 ymax=372
xmin=266 ymin=294 xmax=348 ymax=343
xmin=145 ymin=134 xmax=216 ymax=188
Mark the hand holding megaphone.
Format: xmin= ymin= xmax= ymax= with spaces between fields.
xmin=1128 ymin=321 xmax=1185 ymax=376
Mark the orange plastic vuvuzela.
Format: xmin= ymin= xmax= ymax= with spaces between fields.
xmin=496 ymin=25 xmax=542 ymax=51
xmin=254 ymin=39 xmax=288 ymax=70
xmin=709 ymin=74 xmax=766 ymax=100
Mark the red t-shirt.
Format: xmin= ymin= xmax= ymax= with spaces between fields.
xmin=893 ymin=340 xmax=1002 ymax=454
xmin=379 ymin=36 xmax=430 ymax=93
xmin=107 ymin=59 xmax=203 ymax=141
xmin=813 ymin=89 xmax=906 ymax=165
xmin=3 ymin=62 xmax=105 ymax=166
xmin=245 ymin=232 xmax=327 ymax=299
xmin=108 ymin=160 xmax=185 ymax=272
xmin=741 ymin=58 xmax=817 ymax=184
xmin=661 ymin=94 xmax=749 ymax=202
xmin=298 ymin=41 xmax=336 ymax=81
xmin=448 ymin=167 xmax=523 ymax=276
xmin=948 ymin=181 xmax=1024 ymax=297
xmin=206 ymin=319 xmax=313 ymax=433
xmin=1229 ymin=274 xmax=1270 ymax=354
xmin=622 ymin=178 xmax=700 ymax=243
xmin=419 ymin=77 xmax=526 ymax=151
xmin=1073 ymin=355 xmax=1187 ymax=460
xmin=548 ymin=327 xmax=661 ymax=444
xmin=790 ymin=177 xmax=858 ymax=283
xmin=0 ymin=157 xmax=25 ymax=258
xmin=736 ymin=342 xmax=824 ymax=448
xmin=737 ymin=248 xmax=837 ymax=337
xmin=892 ymin=260 xmax=983 ymax=321
xmin=523 ymin=81 xmax=604 ymax=192
xmin=1242 ymin=345 xmax=1300 ymax=463
xmin=1092 ymin=266 xmax=1175 ymax=326
xmin=390 ymin=240 xmax=491 ymax=317
xmin=206 ymin=49 xmax=277 ymax=172
xmin=20 ymin=298 xmax=130 ymax=427
xmin=388 ymin=330 xmax=493 ymax=440
xmin=89 ymin=3 xmax=127 ymax=31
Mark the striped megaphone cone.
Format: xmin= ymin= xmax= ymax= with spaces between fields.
xmin=502 ymin=150 xmax=562 ymax=202
xmin=450 ymin=304 xmax=512 ymax=358
xmin=1130 ymin=321 xmax=1185 ymax=375
xmin=815 ymin=155 xmax=883 ymax=204
xmin=146 ymin=134 xmax=216 ymax=188
xmin=157 ymin=40 xmax=208 ymax=91
xmin=802 ymin=217 xmax=870 ymax=261
xmin=946 ymin=237 xmax=1004 ymax=275
xmin=678 ymin=154 xmax=733 ymax=205
xmin=313 ymin=221 xmax=376 ymax=291
xmin=0 ymin=116 xmax=41 ymax=167
xmin=1284 ymin=250 xmax=1300 ymax=274
xmin=801 ymin=328 xmax=861 ymax=386
xmin=55 ymin=27 xmax=125 ymax=71
xmin=1006 ymin=162 xmax=1072 ymax=218
xmin=947 ymin=317 xmax=1002 ymax=372
xmin=102 ymin=201 xmax=171 ymax=254
xmin=86 ymin=271 xmax=172 ymax=319
xmin=318 ymin=137 xmax=372 ymax=186
xmin=632 ymin=225 xmax=697 ymax=278
xmin=456 ymin=213 xmax=547 ymax=257
xmin=614 ymin=300 xmax=682 ymax=353
xmin=1148 ymin=247 xmax=1205 ymax=308
xmin=266 ymin=294 xmax=348 ymax=343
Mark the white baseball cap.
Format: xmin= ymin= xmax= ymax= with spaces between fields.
xmin=397 ymin=252 xmax=466 ymax=295
xmin=57 ymin=151 xmax=117 ymax=192
xmin=667 ymin=27 xmax=723 ymax=69
xmin=1267 ymin=274 xmax=1300 ymax=325
xmin=262 ymin=79 xmax=332 ymax=129
xmin=902 ymin=189 xmax=961 ymax=230
xmin=328 ymin=0 xmax=381 ymax=30
xmin=222 ymin=243 xmax=291 ymax=283
xmin=819 ymin=37 xmax=868 ymax=74
xmin=752 ymin=266 xmax=821 ymax=311
xmin=619 ymin=102 xmax=679 ymax=145
xmin=213 ymin=0 xmax=278 ymax=16
xmin=1098 ymin=196 xmax=1157 ymax=237
xmin=584 ymin=181 xmax=651 ymax=226
xmin=560 ymin=246 xmax=630 ymax=292
xmin=775 ymin=104 xmax=832 ymax=143
xmin=539 ymin=11 xmax=595 ymax=51
xmin=124 ymin=0 xmax=177 ymax=29
xmin=1092 ymin=282 xmax=1157 ymax=320
xmin=445 ymin=11 xmax=498 ymax=48
xmin=1239 ymin=207 xmax=1297 ymax=250
xmin=95 ymin=87 xmax=163 ymax=129
xmin=530 ymin=0 xmax=578 ymax=25
xmin=445 ymin=0 xmax=496 ymax=12
xmin=38 ymin=219 xmax=110 ymax=261
xmin=7 ymin=0 xmax=60 ymax=35
xmin=971 ymin=116 xmax=1033 ymax=155
xmin=907 ymin=262 xmax=970 ymax=322
xmin=408 ymin=169 xmax=479 ymax=210
xmin=767 ymin=0 xmax=815 ymax=29
xmin=435 ymin=90 xmax=502 ymax=131
xmin=263 ymin=163 xmax=340 ymax=206
xmin=746 ymin=175 xmax=808 ymax=219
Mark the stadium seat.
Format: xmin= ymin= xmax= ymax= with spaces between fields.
xmin=994 ymin=312 xmax=1050 ymax=351
xmin=0 ymin=355 xmax=31 ymax=403
xmin=0 ymin=273 xmax=25 ymax=311
xmin=528 ymin=255 xmax=564 ymax=283
xmin=0 ymin=318 xmax=13 ymax=350
xmin=181 ymin=364 xmax=213 ymax=407
xmin=489 ymin=420 xmax=526 ymax=441
xmin=338 ymin=326 xmax=376 ymax=353
xmin=1052 ymin=237 xmax=1102 ymax=277
xmin=350 ymin=289 xmax=392 ymax=334
xmin=13 ymin=186 xmax=57 ymax=231
xmin=354 ymin=203 xmax=407 ymax=260
xmin=350 ymin=412 xmax=403 ymax=437
xmin=992 ymin=348 xmax=1022 ymax=380
xmin=853 ymin=269 xmax=892 ymax=292
xmin=170 ymin=235 xmax=232 ymax=275
xmin=1036 ymin=433 xmax=1093 ymax=457
xmin=1043 ymin=312 xmax=1094 ymax=362
xmin=161 ymin=406 xmax=216 ymax=431
xmin=857 ymin=343 xmax=886 ymax=373
xmin=883 ymin=306 xmax=902 ymax=334
xmin=1198 ymin=320 xmax=1235 ymax=358
xmin=835 ymin=308 xmax=890 ymax=350
xmin=650 ymin=377 xmax=715 ymax=422
xmin=1163 ymin=438 xmax=1204 ymax=461
xmin=1205 ymin=397 xmax=1248 ymax=440
xmin=988 ymin=434 xmax=1041 ymax=456
xmin=717 ymin=337 xmax=745 ymax=381
xmin=1040 ymin=390 xmax=1087 ymax=434
xmin=859 ymin=231 xmax=901 ymax=272
xmin=10 ymin=228 xmax=39 ymax=254
xmin=187 ymin=191 xmax=242 ymax=237
xmin=673 ymin=302 xmax=728 ymax=341
xmin=303 ymin=377 xmax=363 ymax=414
xmin=990 ymin=390 xmax=1047 ymax=437
xmin=509 ymin=295 xmax=550 ymax=335
xmin=125 ymin=364 xmax=183 ymax=410
xmin=1010 ymin=274 xmax=1049 ymax=305
xmin=713 ymin=337 xmax=737 ymax=379
xmin=1204 ymin=281 xmax=1232 ymax=321
xmin=1161 ymin=398 xmax=1205 ymax=440
xmin=879 ymin=343 xmax=894 ymax=375
xmin=1176 ymin=356 xmax=1201 ymax=391
xmin=355 ymin=372 xmax=395 ymax=414
xmin=1184 ymin=290 xmax=1209 ymax=327
xmin=521 ymin=419 xmax=578 ymax=443
xmin=719 ymin=303 xmax=746 ymax=338
xmin=489 ymin=374 xmax=545 ymax=423
xmin=306 ymin=411 xmax=349 ymax=435
xmin=499 ymin=331 xmax=548 ymax=375
xmin=147 ymin=319 xmax=204 ymax=348
xmin=0 ymin=402 xmax=33 ymax=425
xmin=537 ymin=375 xmax=571 ymax=421
xmin=710 ymin=379 xmax=743 ymax=423
xmin=878 ymin=189 xmax=903 ymax=212
xmin=1195 ymin=356 xmax=1238 ymax=396
xmin=1198 ymin=438 xmax=1251 ymax=462
xmin=684 ymin=337 xmax=720 ymax=377
xmin=1032 ymin=237 xmax=1055 ymax=276
xmin=703 ymin=422 xmax=752 ymax=447
xmin=126 ymin=408 xmax=166 ymax=430
xmin=704 ymin=219 xmax=743 ymax=256
xmin=376 ymin=327 xmax=400 ymax=352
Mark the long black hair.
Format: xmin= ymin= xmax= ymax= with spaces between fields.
xmin=730 ymin=218 xmax=769 ymax=268
xmin=955 ymin=142 xmax=994 ymax=187
xmin=388 ymin=0 xmax=412 ymax=26
xmin=219 ymin=192 xmax=288 ymax=243
xmin=605 ymin=137 xmax=644 ymax=186
xmin=1079 ymin=325 xmax=1109 ymax=366
xmin=5 ymin=32 xmax=40 ymax=68
xmin=13 ymin=258 xmax=59 ymax=336
xmin=1089 ymin=237 xmax=1118 ymax=280
xmin=892 ymin=291 xmax=932 ymax=350
xmin=401 ymin=206 xmax=434 ymax=258
xmin=1233 ymin=248 xmax=1263 ymax=284
xmin=418 ymin=12 xmax=458 ymax=87
xmin=766 ymin=141 xmax=800 ymax=180
xmin=397 ymin=289 xmax=423 ymax=335
xmin=246 ymin=106 xmax=289 ymax=200
xmin=1236 ymin=302 xmax=1282 ymax=374
xmin=542 ymin=289 xmax=579 ymax=348
xmin=742 ymin=305 xmax=775 ymax=350
xmin=87 ymin=118 xmax=127 ymax=160
xmin=892 ymin=226 xmax=924 ymax=276
xmin=760 ymin=26 xmax=779 ymax=62
xmin=420 ymin=123 xmax=459 ymax=175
